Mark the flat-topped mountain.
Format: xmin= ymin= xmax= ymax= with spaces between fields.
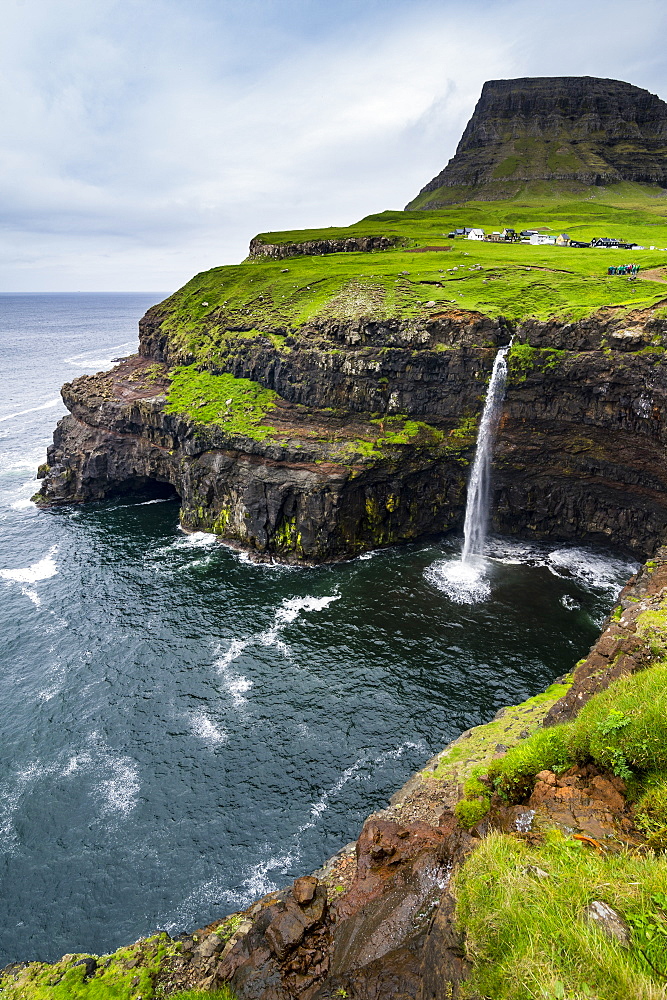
xmin=408 ymin=76 xmax=667 ymax=208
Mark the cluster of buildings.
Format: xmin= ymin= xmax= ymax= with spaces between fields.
xmin=448 ymin=227 xmax=653 ymax=250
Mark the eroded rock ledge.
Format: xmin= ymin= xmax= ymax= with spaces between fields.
xmin=37 ymin=302 xmax=667 ymax=561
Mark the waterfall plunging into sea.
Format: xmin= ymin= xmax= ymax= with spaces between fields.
xmin=461 ymin=344 xmax=510 ymax=564
xmin=425 ymin=343 xmax=510 ymax=603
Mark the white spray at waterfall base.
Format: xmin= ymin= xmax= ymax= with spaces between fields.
xmin=426 ymin=344 xmax=510 ymax=603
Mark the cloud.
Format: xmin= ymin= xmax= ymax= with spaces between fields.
xmin=1 ymin=0 xmax=666 ymax=291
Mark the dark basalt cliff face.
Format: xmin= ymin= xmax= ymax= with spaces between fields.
xmin=38 ymin=301 xmax=667 ymax=562
xmin=248 ymin=235 xmax=400 ymax=260
xmin=408 ymin=76 xmax=667 ymax=206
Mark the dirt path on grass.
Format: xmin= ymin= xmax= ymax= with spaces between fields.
xmin=638 ymin=266 xmax=667 ymax=283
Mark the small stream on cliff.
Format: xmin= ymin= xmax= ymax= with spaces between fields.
xmin=0 ymin=294 xmax=638 ymax=964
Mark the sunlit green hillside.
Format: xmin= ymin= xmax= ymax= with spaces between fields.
xmin=159 ymin=189 xmax=667 ymax=359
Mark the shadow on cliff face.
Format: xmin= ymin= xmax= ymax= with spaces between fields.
xmin=104 ymin=476 xmax=180 ymax=503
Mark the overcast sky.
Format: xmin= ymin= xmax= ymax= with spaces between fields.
xmin=2 ymin=0 xmax=666 ymax=292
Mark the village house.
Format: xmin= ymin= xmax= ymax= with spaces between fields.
xmin=529 ymin=233 xmax=556 ymax=245
xmin=556 ymin=233 xmax=571 ymax=246
xmin=467 ymin=228 xmax=485 ymax=240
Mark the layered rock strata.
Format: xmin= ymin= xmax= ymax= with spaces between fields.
xmin=248 ymin=236 xmax=400 ymax=260
xmin=408 ymin=76 xmax=667 ymax=207
xmin=38 ymin=302 xmax=667 ymax=561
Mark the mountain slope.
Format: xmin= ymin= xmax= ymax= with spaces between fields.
xmin=408 ymin=76 xmax=667 ymax=209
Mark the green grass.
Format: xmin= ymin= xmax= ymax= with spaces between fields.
xmin=568 ymin=665 xmax=667 ymax=777
xmin=165 ymin=366 xmax=278 ymax=441
xmin=486 ymin=663 xmax=667 ymax=803
xmin=455 ymin=830 xmax=667 ymax=1000
xmin=152 ymin=191 xmax=667 ymax=366
xmin=0 ymin=935 xmax=176 ymax=1000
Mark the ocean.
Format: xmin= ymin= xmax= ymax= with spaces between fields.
xmin=0 ymin=293 xmax=636 ymax=963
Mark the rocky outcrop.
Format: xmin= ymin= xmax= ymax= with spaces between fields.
xmin=158 ymin=813 xmax=473 ymax=1000
xmin=408 ymin=76 xmax=667 ymax=207
xmin=38 ymin=302 xmax=667 ymax=561
xmin=249 ymin=236 xmax=400 ymax=260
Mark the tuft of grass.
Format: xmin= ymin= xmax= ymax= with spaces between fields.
xmin=568 ymin=664 xmax=667 ymax=777
xmin=488 ymin=726 xmax=573 ymax=802
xmin=635 ymin=773 xmax=667 ymax=850
xmin=455 ymin=830 xmax=667 ymax=1000
xmin=165 ymin=366 xmax=278 ymax=441
xmin=485 ymin=664 xmax=667 ymax=803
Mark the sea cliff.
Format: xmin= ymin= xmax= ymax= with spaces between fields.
xmin=37 ymin=302 xmax=667 ymax=562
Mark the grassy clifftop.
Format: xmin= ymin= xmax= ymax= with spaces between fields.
xmin=154 ymin=188 xmax=667 ymax=367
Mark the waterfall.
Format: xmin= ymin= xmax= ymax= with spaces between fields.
xmin=423 ymin=343 xmax=510 ymax=604
xmin=461 ymin=344 xmax=510 ymax=563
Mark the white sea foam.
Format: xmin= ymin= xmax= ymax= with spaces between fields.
xmin=0 ymin=398 xmax=61 ymax=423
xmin=61 ymin=752 xmax=93 ymax=776
xmin=275 ymin=594 xmax=340 ymax=626
xmin=0 ymin=447 xmax=46 ymax=477
xmin=189 ymin=709 xmax=228 ymax=745
xmin=10 ymin=497 xmax=35 ymax=510
xmin=164 ymin=877 xmax=239 ymax=933
xmin=0 ymin=546 xmax=58 ymax=584
xmin=214 ymin=592 xmax=340 ymax=706
xmin=98 ymin=759 xmax=140 ymax=817
xmin=427 ymin=539 xmax=637 ymax=604
xmin=58 ymin=733 xmax=140 ymax=819
xmin=64 ymin=340 xmax=136 ymax=370
xmin=179 ymin=531 xmax=218 ymax=547
xmin=424 ymin=557 xmax=491 ymax=604
xmin=561 ymin=595 xmax=580 ymax=611
xmin=546 ymin=547 xmax=637 ymax=595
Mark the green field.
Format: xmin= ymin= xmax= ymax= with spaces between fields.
xmin=158 ymin=185 xmax=667 ymax=362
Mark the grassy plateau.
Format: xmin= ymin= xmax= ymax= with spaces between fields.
xmin=156 ymin=184 xmax=667 ymax=366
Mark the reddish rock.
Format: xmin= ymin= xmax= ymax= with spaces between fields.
xmin=293 ymin=876 xmax=318 ymax=906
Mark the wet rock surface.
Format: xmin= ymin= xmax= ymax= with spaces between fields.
xmin=157 ymin=814 xmax=473 ymax=1000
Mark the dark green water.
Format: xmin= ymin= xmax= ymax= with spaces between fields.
xmin=0 ymin=294 xmax=636 ymax=964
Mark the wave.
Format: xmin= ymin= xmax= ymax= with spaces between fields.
xmin=545 ymin=547 xmax=637 ymax=595
xmin=64 ymin=340 xmax=136 ymax=371
xmin=189 ymin=709 xmax=228 ymax=746
xmin=0 ymin=546 xmax=59 ymax=606
xmin=214 ymin=593 xmax=340 ymax=707
xmin=178 ymin=531 xmax=218 ymax=547
xmin=0 ymin=398 xmax=61 ymax=423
